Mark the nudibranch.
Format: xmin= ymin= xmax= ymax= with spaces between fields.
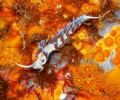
xmin=16 ymin=15 xmax=99 ymax=71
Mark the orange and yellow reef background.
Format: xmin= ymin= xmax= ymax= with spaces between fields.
xmin=0 ymin=0 xmax=120 ymax=100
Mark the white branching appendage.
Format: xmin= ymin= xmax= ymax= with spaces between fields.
xmin=100 ymin=50 xmax=115 ymax=72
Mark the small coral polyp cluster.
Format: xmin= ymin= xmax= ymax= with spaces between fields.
xmin=0 ymin=0 xmax=120 ymax=100
xmin=68 ymin=64 xmax=105 ymax=95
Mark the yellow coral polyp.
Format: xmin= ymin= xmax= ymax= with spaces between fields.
xmin=94 ymin=52 xmax=105 ymax=62
xmin=115 ymin=35 xmax=120 ymax=45
xmin=110 ymin=30 xmax=117 ymax=36
xmin=77 ymin=32 xmax=88 ymax=41
xmin=72 ymin=27 xmax=89 ymax=54
xmin=94 ymin=25 xmax=120 ymax=63
xmin=102 ymin=49 xmax=110 ymax=57
xmin=104 ymin=37 xmax=114 ymax=47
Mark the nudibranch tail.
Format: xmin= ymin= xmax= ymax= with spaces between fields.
xmin=16 ymin=63 xmax=33 ymax=68
xmin=16 ymin=60 xmax=44 ymax=71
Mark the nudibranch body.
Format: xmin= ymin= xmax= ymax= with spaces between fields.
xmin=16 ymin=15 xmax=99 ymax=71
